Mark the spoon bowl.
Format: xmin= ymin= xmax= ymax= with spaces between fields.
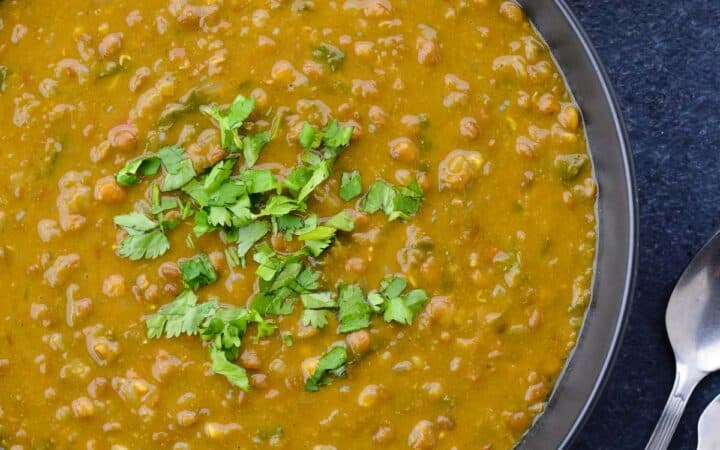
xmin=646 ymin=230 xmax=720 ymax=449
xmin=666 ymin=230 xmax=720 ymax=373
xmin=698 ymin=392 xmax=720 ymax=450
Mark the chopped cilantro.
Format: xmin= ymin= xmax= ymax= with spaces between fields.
xmin=298 ymin=160 xmax=332 ymax=201
xmin=113 ymin=212 xmax=170 ymax=260
xmin=258 ymin=195 xmax=306 ymax=217
xmin=251 ymin=291 xmax=296 ymax=316
xmin=299 ymin=123 xmax=322 ymax=150
xmin=210 ymin=346 xmax=249 ymax=391
xmin=370 ymin=276 xmax=429 ymax=325
xmin=201 ymin=306 xmax=273 ymax=360
xmin=360 ymin=179 xmax=395 ymax=215
xmin=242 ymin=131 xmax=271 ymax=167
xmin=145 ymin=290 xmax=217 ymax=338
xmin=301 ymin=309 xmax=331 ymax=329
xmin=200 ymin=95 xmax=256 ymax=151
xmin=325 ymin=211 xmax=355 ymax=232
xmin=313 ymin=43 xmax=345 ymax=71
xmin=146 ymin=289 xmax=274 ymax=390
xmin=284 ymin=166 xmax=314 ymax=198
xmin=236 ymin=221 xmax=270 ymax=266
xmin=115 ymin=89 xmax=435 ymax=394
xmin=116 ymin=155 xmax=161 ymax=186
xmin=322 ymin=119 xmax=353 ymax=150
xmin=240 ymin=169 xmax=279 ymax=194
xmin=301 ymin=292 xmax=336 ymax=309
xmin=179 ymin=253 xmax=219 ymax=290
xmin=274 ymin=214 xmax=305 ymax=238
xmin=383 ymin=289 xmax=428 ymax=325
xmin=337 ymin=284 xmax=371 ymax=333
xmin=360 ymin=179 xmax=424 ymax=221
xmin=250 ymin=244 xmax=321 ymax=316
xmin=298 ymin=225 xmax=336 ymax=242
xmin=204 ymin=159 xmax=235 ymax=193
xmin=304 ymin=346 xmax=348 ymax=392
xmin=339 ymin=171 xmax=362 ymax=201
xmin=159 ymin=145 xmax=196 ymax=192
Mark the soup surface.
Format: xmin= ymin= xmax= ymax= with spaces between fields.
xmin=0 ymin=1 xmax=597 ymax=449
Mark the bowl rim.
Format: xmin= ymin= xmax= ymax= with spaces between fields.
xmin=514 ymin=0 xmax=638 ymax=448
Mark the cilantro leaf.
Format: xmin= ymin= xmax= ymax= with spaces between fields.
xmin=301 ymin=309 xmax=331 ymax=329
xmin=325 ymin=211 xmax=355 ymax=232
xmin=193 ymin=209 xmax=216 ymax=237
xmin=301 ymin=291 xmax=336 ymax=309
xmin=313 ymin=43 xmax=345 ymax=71
xmin=337 ymin=284 xmax=371 ymax=333
xmin=374 ymin=277 xmax=429 ymax=325
xmin=299 ymin=123 xmax=322 ymax=150
xmin=208 ymin=206 xmax=233 ymax=227
xmin=258 ymin=195 xmax=306 ymax=217
xmin=284 ymin=166 xmax=314 ymax=198
xmin=296 ymin=266 xmax=320 ymax=291
xmin=360 ymin=179 xmax=424 ymax=221
xmin=236 ymin=221 xmax=270 ymax=266
xmin=360 ymin=179 xmax=395 ymax=215
xmin=322 ymin=119 xmax=353 ymax=150
xmin=251 ymin=291 xmax=296 ymax=316
xmin=179 ymin=253 xmax=219 ymax=290
xmin=305 ymin=346 xmax=348 ymax=392
xmin=200 ymin=95 xmax=256 ymax=151
xmin=381 ymin=276 xmax=407 ymax=298
xmin=241 ymin=169 xmax=279 ymax=194
xmin=114 ymin=213 xmax=170 ymax=260
xmin=298 ymin=225 xmax=336 ymax=242
xmin=298 ymin=160 xmax=332 ymax=201
xmin=116 ymin=155 xmax=161 ymax=186
xmin=390 ymin=180 xmax=424 ymax=221
xmin=274 ymin=214 xmax=304 ymax=238
xmin=204 ymin=159 xmax=235 ymax=193
xmin=159 ymin=145 xmax=196 ymax=191
xmin=383 ymin=297 xmax=414 ymax=325
xmin=242 ymin=131 xmax=271 ymax=167
xmin=339 ymin=171 xmax=362 ymax=201
xmin=145 ymin=291 xmax=217 ymax=338
xmin=210 ymin=346 xmax=250 ymax=391
xmin=201 ymin=306 xmax=273 ymax=360
xmin=113 ymin=212 xmax=158 ymax=233
xmin=182 ymin=180 xmax=210 ymax=207
xmin=123 ymin=233 xmax=168 ymax=260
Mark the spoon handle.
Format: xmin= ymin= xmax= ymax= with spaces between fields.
xmin=645 ymin=363 xmax=704 ymax=450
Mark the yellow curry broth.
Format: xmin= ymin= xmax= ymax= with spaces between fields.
xmin=0 ymin=0 xmax=596 ymax=448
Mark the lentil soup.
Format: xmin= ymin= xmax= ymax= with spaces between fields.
xmin=0 ymin=0 xmax=597 ymax=449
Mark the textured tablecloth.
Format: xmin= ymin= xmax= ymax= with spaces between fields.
xmin=561 ymin=1 xmax=720 ymax=448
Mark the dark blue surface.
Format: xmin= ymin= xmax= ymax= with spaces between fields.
xmin=562 ymin=1 xmax=720 ymax=449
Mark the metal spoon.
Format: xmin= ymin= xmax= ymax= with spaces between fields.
xmin=646 ymin=230 xmax=720 ymax=449
xmin=698 ymin=393 xmax=720 ymax=450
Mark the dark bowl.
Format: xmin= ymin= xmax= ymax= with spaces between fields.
xmin=514 ymin=1 xmax=638 ymax=448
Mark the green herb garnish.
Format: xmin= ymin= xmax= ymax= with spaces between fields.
xmin=360 ymin=179 xmax=424 ymax=221
xmin=200 ymin=95 xmax=255 ymax=151
xmin=113 ymin=212 xmax=170 ymax=260
xmin=179 ymin=253 xmax=219 ymax=290
xmin=339 ymin=171 xmax=362 ymax=201
xmin=116 ymin=155 xmax=162 ymax=186
xmin=159 ymin=145 xmax=196 ymax=192
xmin=305 ymin=346 xmax=348 ymax=391
xmin=338 ymin=284 xmax=371 ymax=333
